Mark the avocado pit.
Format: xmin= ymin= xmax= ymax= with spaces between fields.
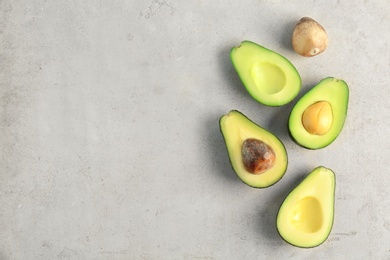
xmin=292 ymin=17 xmax=328 ymax=57
xmin=302 ymin=101 xmax=333 ymax=135
xmin=241 ymin=138 xmax=276 ymax=174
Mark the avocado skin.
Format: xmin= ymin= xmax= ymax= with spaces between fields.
xmin=219 ymin=110 xmax=288 ymax=188
xmin=276 ymin=166 xmax=336 ymax=248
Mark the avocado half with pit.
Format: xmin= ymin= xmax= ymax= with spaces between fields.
xmin=230 ymin=41 xmax=301 ymax=106
xmin=289 ymin=77 xmax=349 ymax=149
xmin=277 ymin=166 xmax=335 ymax=248
xmin=220 ymin=110 xmax=288 ymax=188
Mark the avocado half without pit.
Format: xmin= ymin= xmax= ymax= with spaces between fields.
xmin=289 ymin=77 xmax=349 ymax=149
xmin=220 ymin=110 xmax=288 ymax=188
xmin=230 ymin=41 xmax=301 ymax=106
xmin=277 ymin=166 xmax=335 ymax=248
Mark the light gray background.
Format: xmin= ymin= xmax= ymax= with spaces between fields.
xmin=1 ymin=0 xmax=389 ymax=259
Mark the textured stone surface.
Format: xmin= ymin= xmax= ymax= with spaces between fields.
xmin=1 ymin=0 xmax=389 ymax=259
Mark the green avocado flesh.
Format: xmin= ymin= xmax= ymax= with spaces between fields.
xmin=289 ymin=77 xmax=349 ymax=149
xmin=220 ymin=110 xmax=288 ymax=188
xmin=277 ymin=166 xmax=335 ymax=248
xmin=230 ymin=41 xmax=301 ymax=106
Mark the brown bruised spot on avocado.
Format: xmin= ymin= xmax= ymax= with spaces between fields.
xmin=241 ymin=138 xmax=276 ymax=174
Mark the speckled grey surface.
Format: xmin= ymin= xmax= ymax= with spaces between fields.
xmin=1 ymin=1 xmax=390 ymax=259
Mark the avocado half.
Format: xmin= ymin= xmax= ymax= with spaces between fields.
xmin=277 ymin=166 xmax=335 ymax=248
xmin=289 ymin=77 xmax=349 ymax=149
xmin=220 ymin=110 xmax=288 ymax=188
xmin=230 ymin=41 xmax=301 ymax=106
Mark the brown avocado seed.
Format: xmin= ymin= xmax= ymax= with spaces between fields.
xmin=292 ymin=17 xmax=328 ymax=57
xmin=241 ymin=138 xmax=276 ymax=174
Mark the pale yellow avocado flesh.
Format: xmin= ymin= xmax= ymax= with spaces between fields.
xmin=220 ymin=110 xmax=288 ymax=188
xmin=277 ymin=166 xmax=335 ymax=248
xmin=230 ymin=41 xmax=301 ymax=106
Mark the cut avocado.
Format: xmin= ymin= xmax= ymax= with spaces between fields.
xmin=230 ymin=41 xmax=301 ymax=106
xmin=277 ymin=166 xmax=335 ymax=248
xmin=289 ymin=77 xmax=349 ymax=149
xmin=220 ymin=110 xmax=288 ymax=188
